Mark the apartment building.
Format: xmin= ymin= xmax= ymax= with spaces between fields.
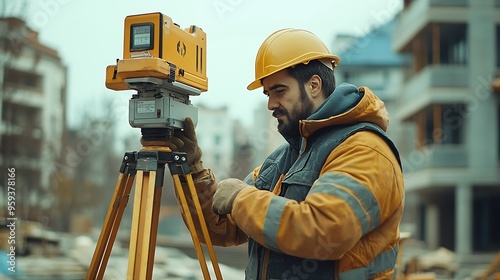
xmin=392 ymin=0 xmax=500 ymax=271
xmin=0 ymin=17 xmax=67 ymax=220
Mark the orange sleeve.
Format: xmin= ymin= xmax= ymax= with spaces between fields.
xmin=231 ymin=131 xmax=404 ymax=260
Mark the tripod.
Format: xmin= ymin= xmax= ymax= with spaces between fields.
xmin=85 ymin=141 xmax=223 ymax=279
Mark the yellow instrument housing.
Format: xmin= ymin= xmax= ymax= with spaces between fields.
xmin=105 ymin=12 xmax=207 ymax=92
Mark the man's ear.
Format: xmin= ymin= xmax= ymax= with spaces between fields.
xmin=309 ymin=74 xmax=323 ymax=98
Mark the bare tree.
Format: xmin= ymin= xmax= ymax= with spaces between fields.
xmin=50 ymin=98 xmax=123 ymax=232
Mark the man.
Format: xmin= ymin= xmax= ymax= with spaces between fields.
xmin=171 ymin=28 xmax=405 ymax=280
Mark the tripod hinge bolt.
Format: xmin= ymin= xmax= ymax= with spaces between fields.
xmin=119 ymin=152 xmax=138 ymax=174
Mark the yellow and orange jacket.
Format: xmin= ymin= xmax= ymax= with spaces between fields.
xmin=181 ymin=83 xmax=405 ymax=279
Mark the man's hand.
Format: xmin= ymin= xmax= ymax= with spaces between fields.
xmin=173 ymin=117 xmax=204 ymax=174
xmin=140 ymin=117 xmax=204 ymax=174
xmin=212 ymin=178 xmax=250 ymax=215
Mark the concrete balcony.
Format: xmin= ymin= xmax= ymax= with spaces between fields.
xmin=2 ymin=87 xmax=45 ymax=107
xmin=0 ymin=153 xmax=43 ymax=170
xmin=403 ymin=152 xmax=500 ymax=192
xmin=397 ymin=65 xmax=470 ymax=120
xmin=428 ymin=0 xmax=468 ymax=6
xmin=393 ymin=0 xmax=469 ymax=52
xmin=404 ymin=65 xmax=468 ymax=101
xmin=402 ymin=144 xmax=467 ymax=174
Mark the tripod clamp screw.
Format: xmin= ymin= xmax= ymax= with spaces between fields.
xmin=168 ymin=152 xmax=190 ymax=175
xmin=119 ymin=152 xmax=138 ymax=175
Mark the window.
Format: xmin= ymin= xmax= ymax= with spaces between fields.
xmin=439 ymin=24 xmax=468 ymax=65
xmin=343 ymin=71 xmax=350 ymax=82
xmin=3 ymin=67 xmax=43 ymax=92
xmin=412 ymin=103 xmax=465 ymax=147
xmin=1 ymin=102 xmax=42 ymax=131
xmin=497 ymin=25 xmax=500 ymax=68
xmin=214 ymin=134 xmax=222 ymax=145
xmin=441 ymin=104 xmax=465 ymax=144
xmin=214 ymin=153 xmax=221 ymax=165
xmin=473 ymin=187 xmax=500 ymax=251
xmin=412 ymin=23 xmax=468 ymax=73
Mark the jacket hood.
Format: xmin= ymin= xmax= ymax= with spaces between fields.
xmin=299 ymin=83 xmax=389 ymax=138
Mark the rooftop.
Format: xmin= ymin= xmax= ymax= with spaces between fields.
xmin=337 ymin=19 xmax=411 ymax=67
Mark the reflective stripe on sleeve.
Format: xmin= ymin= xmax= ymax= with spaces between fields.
xmin=310 ymin=172 xmax=380 ymax=234
xmin=262 ymin=195 xmax=288 ymax=252
xmin=338 ymin=245 xmax=398 ymax=279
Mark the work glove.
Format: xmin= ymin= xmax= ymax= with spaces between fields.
xmin=212 ymin=178 xmax=249 ymax=215
xmin=141 ymin=117 xmax=204 ymax=174
xmin=173 ymin=117 xmax=204 ymax=174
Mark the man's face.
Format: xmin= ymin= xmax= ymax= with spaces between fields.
xmin=262 ymin=70 xmax=315 ymax=137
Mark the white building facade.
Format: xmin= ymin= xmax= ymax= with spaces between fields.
xmin=195 ymin=104 xmax=234 ymax=180
xmin=0 ymin=17 xmax=67 ymax=219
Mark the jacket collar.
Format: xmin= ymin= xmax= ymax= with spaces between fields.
xmin=281 ymin=83 xmax=390 ymax=150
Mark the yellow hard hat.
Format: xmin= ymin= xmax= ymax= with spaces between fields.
xmin=247 ymin=28 xmax=341 ymax=90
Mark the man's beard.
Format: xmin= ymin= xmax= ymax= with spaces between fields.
xmin=274 ymin=86 xmax=314 ymax=138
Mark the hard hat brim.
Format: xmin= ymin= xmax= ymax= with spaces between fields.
xmin=247 ymin=80 xmax=264 ymax=91
xmin=247 ymin=55 xmax=341 ymax=91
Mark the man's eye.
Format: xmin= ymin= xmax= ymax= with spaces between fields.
xmin=264 ymin=88 xmax=286 ymax=96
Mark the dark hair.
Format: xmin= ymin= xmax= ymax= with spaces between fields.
xmin=285 ymin=60 xmax=336 ymax=97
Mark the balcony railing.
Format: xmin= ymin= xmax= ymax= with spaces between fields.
xmin=403 ymin=65 xmax=469 ymax=103
xmin=429 ymin=0 xmax=467 ymax=7
xmin=405 ymin=0 xmax=468 ymax=10
xmin=402 ymin=144 xmax=467 ymax=173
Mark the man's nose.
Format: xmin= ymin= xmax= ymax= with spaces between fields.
xmin=267 ymin=95 xmax=279 ymax=111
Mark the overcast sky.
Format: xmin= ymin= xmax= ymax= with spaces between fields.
xmin=21 ymin=0 xmax=401 ymax=135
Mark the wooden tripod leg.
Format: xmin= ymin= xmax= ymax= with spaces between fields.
xmin=172 ymin=174 xmax=212 ymax=279
xmin=184 ymin=173 xmax=223 ymax=280
xmin=86 ymin=172 xmax=135 ymax=280
xmin=126 ymin=170 xmax=160 ymax=280
xmin=148 ymin=179 xmax=163 ymax=277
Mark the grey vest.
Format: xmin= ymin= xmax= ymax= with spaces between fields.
xmin=245 ymin=122 xmax=401 ymax=280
